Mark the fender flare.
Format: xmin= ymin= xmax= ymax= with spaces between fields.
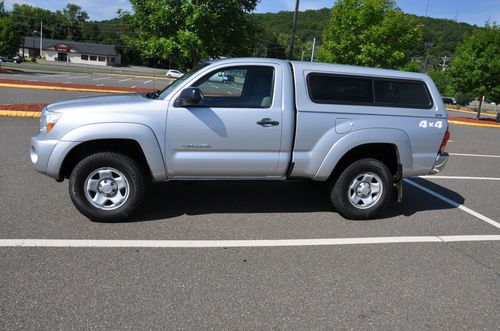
xmin=48 ymin=122 xmax=167 ymax=181
xmin=313 ymin=128 xmax=413 ymax=181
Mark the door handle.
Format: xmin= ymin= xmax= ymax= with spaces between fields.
xmin=256 ymin=118 xmax=279 ymax=126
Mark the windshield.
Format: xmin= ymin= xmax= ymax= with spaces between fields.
xmin=159 ymin=63 xmax=209 ymax=99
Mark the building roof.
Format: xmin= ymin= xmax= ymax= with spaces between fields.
xmin=24 ymin=37 xmax=119 ymax=56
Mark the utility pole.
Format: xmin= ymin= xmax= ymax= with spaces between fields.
xmin=423 ymin=42 xmax=433 ymax=72
xmin=425 ymin=0 xmax=430 ymax=16
xmin=40 ymin=21 xmax=43 ymax=58
xmin=289 ymin=0 xmax=300 ymax=59
xmin=301 ymin=51 xmax=305 ymax=61
xmin=439 ymin=55 xmax=450 ymax=71
xmin=310 ymin=37 xmax=316 ymax=62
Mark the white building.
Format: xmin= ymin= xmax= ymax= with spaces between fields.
xmin=21 ymin=37 xmax=121 ymax=66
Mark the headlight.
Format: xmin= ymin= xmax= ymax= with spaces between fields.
xmin=40 ymin=109 xmax=62 ymax=134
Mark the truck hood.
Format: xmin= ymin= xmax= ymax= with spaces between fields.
xmin=46 ymin=93 xmax=151 ymax=113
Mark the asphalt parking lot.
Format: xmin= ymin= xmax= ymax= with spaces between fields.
xmin=0 ymin=113 xmax=499 ymax=329
xmin=0 ymin=63 xmax=499 ymax=328
xmin=0 ymin=62 xmax=171 ymax=90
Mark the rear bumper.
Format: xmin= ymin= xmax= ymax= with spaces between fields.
xmin=430 ymin=152 xmax=449 ymax=174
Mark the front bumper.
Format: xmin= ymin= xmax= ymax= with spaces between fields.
xmin=30 ymin=136 xmax=58 ymax=175
xmin=430 ymin=152 xmax=449 ymax=174
xmin=30 ymin=136 xmax=79 ymax=180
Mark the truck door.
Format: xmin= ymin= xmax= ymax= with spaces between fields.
xmin=166 ymin=65 xmax=283 ymax=177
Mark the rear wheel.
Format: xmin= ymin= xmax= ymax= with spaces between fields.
xmin=69 ymin=152 xmax=145 ymax=221
xmin=330 ymin=158 xmax=392 ymax=220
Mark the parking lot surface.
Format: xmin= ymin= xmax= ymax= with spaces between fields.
xmin=0 ymin=110 xmax=499 ymax=327
xmin=0 ymin=65 xmax=171 ymax=90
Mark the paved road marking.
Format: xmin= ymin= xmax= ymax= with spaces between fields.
xmin=420 ymin=176 xmax=500 ymax=181
xmin=37 ymin=74 xmax=67 ymax=78
xmin=447 ymin=108 xmax=496 ymax=117
xmin=144 ymin=80 xmax=152 ymax=84
xmin=96 ymin=84 xmax=104 ymax=86
xmin=0 ymin=110 xmax=40 ymax=118
xmin=93 ymin=72 xmax=171 ymax=81
xmin=118 ymin=78 xmax=132 ymax=82
xmin=27 ymin=79 xmax=39 ymax=82
xmin=68 ymin=75 xmax=89 ymax=79
xmin=62 ymin=81 xmax=71 ymax=84
xmin=93 ymin=77 xmax=111 ymax=81
xmin=0 ymin=83 xmax=134 ymax=93
xmin=0 ymin=235 xmax=499 ymax=248
xmin=405 ymin=179 xmax=500 ymax=229
xmin=448 ymin=120 xmax=500 ymax=129
xmin=131 ymin=85 xmax=136 ymax=88
xmin=450 ymin=153 xmax=500 ymax=158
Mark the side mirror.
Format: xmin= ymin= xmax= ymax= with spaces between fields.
xmin=175 ymin=87 xmax=204 ymax=107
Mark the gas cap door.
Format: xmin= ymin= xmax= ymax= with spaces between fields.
xmin=335 ymin=118 xmax=353 ymax=134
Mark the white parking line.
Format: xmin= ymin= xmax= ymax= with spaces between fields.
xmin=405 ymin=179 xmax=500 ymax=229
xmin=119 ymin=78 xmax=132 ymax=82
xmin=131 ymin=86 xmax=136 ymax=88
xmin=420 ymin=176 xmax=500 ymax=181
xmin=93 ymin=77 xmax=111 ymax=81
xmin=38 ymin=74 xmax=68 ymax=78
xmin=67 ymin=75 xmax=89 ymax=79
xmin=144 ymin=80 xmax=152 ymax=84
xmin=450 ymin=153 xmax=500 ymax=158
xmin=0 ymin=235 xmax=498 ymax=248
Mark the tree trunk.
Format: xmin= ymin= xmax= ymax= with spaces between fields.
xmin=476 ymin=94 xmax=484 ymax=120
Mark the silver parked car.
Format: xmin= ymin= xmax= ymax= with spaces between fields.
xmin=31 ymin=58 xmax=449 ymax=221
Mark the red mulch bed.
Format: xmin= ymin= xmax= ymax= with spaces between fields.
xmin=0 ymin=78 xmax=156 ymax=93
xmin=449 ymin=116 xmax=500 ymax=127
xmin=0 ymin=104 xmax=48 ymax=112
xmin=0 ymin=68 xmax=15 ymax=73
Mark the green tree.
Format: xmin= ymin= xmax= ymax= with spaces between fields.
xmin=0 ymin=0 xmax=6 ymax=17
xmin=58 ymin=3 xmax=89 ymax=41
xmin=428 ymin=69 xmax=454 ymax=96
xmin=0 ymin=17 xmax=19 ymax=57
xmin=449 ymin=23 xmax=500 ymax=118
xmin=318 ymin=0 xmax=422 ymax=69
xmin=120 ymin=0 xmax=259 ymax=69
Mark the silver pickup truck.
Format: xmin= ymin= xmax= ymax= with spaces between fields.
xmin=30 ymin=58 xmax=449 ymax=221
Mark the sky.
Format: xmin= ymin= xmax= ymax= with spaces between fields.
xmin=4 ymin=0 xmax=499 ymax=26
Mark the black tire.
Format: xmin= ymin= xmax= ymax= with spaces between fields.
xmin=69 ymin=152 xmax=145 ymax=222
xmin=330 ymin=158 xmax=392 ymax=220
xmin=167 ymin=74 xmax=171 ymax=78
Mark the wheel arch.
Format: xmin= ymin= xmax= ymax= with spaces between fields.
xmin=48 ymin=123 xmax=167 ymax=181
xmin=59 ymin=139 xmax=152 ymax=181
xmin=314 ymin=128 xmax=412 ymax=181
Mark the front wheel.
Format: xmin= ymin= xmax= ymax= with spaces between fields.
xmin=69 ymin=152 xmax=146 ymax=221
xmin=330 ymin=158 xmax=392 ymax=220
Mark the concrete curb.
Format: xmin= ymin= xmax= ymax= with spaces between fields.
xmin=448 ymin=120 xmax=499 ymax=129
xmin=0 ymin=110 xmax=41 ymax=118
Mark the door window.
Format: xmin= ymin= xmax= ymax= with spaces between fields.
xmin=192 ymin=66 xmax=274 ymax=108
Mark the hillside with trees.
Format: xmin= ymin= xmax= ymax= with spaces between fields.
xmin=250 ymin=7 xmax=479 ymax=69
